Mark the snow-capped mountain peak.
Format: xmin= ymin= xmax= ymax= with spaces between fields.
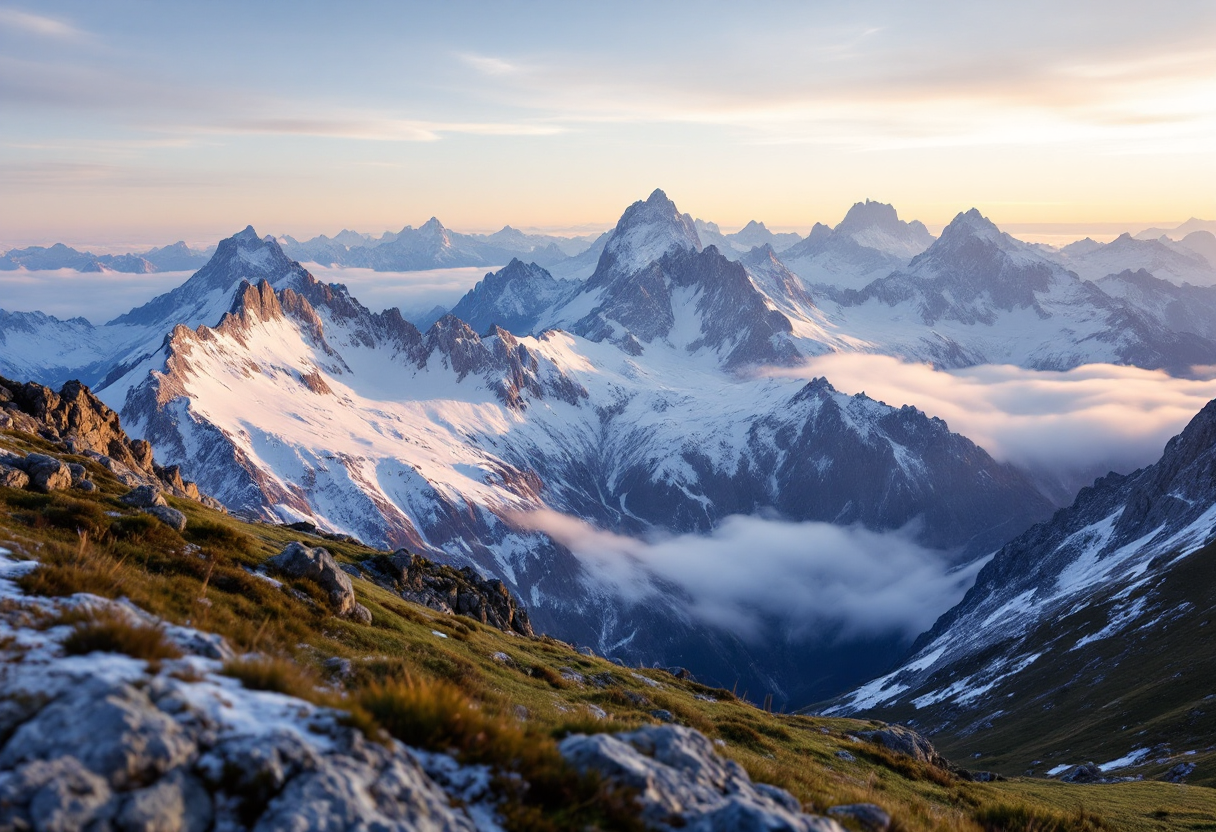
xmin=833 ymin=199 xmax=935 ymax=259
xmin=593 ymin=188 xmax=701 ymax=279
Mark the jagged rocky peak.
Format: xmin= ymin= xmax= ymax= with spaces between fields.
xmin=0 ymin=373 xmax=217 ymax=505
xmin=449 ymin=258 xmax=569 ymax=336
xmin=593 ymin=188 xmax=702 ymax=279
xmin=833 ymin=199 xmax=935 ymax=257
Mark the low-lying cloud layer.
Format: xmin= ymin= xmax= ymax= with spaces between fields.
xmin=514 ymin=509 xmax=983 ymax=644
xmin=0 ymin=269 xmax=191 ymax=323
xmin=768 ymin=354 xmax=1216 ymax=494
xmin=0 ymin=264 xmax=487 ymax=326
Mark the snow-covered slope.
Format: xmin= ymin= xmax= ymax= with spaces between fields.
xmin=817 ymin=210 xmax=1216 ymax=373
xmin=449 ymin=259 xmax=578 ymax=336
xmin=1053 ymin=233 xmax=1216 ymax=286
xmin=825 ymin=395 xmax=1216 ymax=776
xmin=0 ymin=227 xmax=309 ymax=388
xmin=775 ymin=199 xmax=931 ymax=292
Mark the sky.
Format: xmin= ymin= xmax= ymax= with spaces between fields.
xmin=1 ymin=0 xmax=1214 ymax=247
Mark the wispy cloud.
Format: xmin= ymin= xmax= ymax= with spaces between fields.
xmin=763 ymin=355 xmax=1216 ymax=494
xmin=0 ymin=7 xmax=84 ymax=40
xmin=458 ymin=52 xmax=522 ymax=76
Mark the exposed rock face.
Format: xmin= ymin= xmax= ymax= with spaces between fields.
xmin=362 ymin=551 xmax=534 ymax=637
xmin=267 ymin=542 xmax=371 ymax=623
xmin=559 ymin=725 xmax=845 ymax=831
xmin=0 ymin=666 xmax=482 ymax=832
xmin=0 ymin=374 xmax=216 ymax=505
xmin=827 ymin=803 xmax=891 ymax=832
xmin=450 ymin=258 xmax=576 ymax=336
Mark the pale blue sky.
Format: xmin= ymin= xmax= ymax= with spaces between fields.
xmin=1 ymin=0 xmax=1213 ymax=247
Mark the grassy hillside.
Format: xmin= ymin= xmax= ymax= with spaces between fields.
xmin=3 ymin=426 xmax=1216 ymax=831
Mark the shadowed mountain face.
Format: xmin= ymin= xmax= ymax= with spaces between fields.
xmin=826 ymin=396 xmax=1216 ymax=775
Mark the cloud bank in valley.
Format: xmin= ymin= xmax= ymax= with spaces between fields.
xmin=0 ymin=264 xmax=489 ymax=326
xmin=514 ymin=509 xmax=983 ymax=644
xmin=767 ymin=354 xmax=1216 ymax=491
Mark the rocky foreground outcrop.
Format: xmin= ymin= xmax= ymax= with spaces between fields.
xmin=0 ymin=556 xmax=845 ymax=832
xmin=0 ymin=374 xmax=221 ymax=509
xmin=359 ymin=550 xmax=534 ymax=637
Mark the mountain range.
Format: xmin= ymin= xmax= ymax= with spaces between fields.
xmin=6 ymin=189 xmax=1216 ymax=707
xmin=0 ymin=240 xmax=213 ymax=273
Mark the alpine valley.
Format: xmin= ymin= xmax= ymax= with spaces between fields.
xmin=5 ymin=189 xmax=1216 ymax=714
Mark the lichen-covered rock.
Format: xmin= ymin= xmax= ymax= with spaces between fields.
xmin=122 ymin=485 xmax=168 ymax=508
xmin=267 ymin=541 xmax=362 ymax=620
xmin=559 ymin=725 xmax=845 ymax=831
xmin=145 ymin=504 xmax=188 ymax=533
xmin=0 ymin=680 xmax=195 ymax=788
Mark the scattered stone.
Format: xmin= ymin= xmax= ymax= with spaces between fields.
xmin=21 ymin=453 xmax=73 ymax=492
xmin=667 ymin=666 xmax=695 ymax=681
xmin=75 ymin=479 xmax=97 ymax=493
xmin=360 ymin=549 xmax=534 ymax=636
xmin=857 ymin=725 xmax=948 ymax=768
xmin=1057 ymin=763 xmax=1103 ymax=784
xmin=827 ymin=803 xmax=891 ymax=832
xmin=835 ymin=750 xmax=856 ymax=762
xmin=0 ymin=464 xmax=29 ymax=489
xmin=623 ymin=690 xmax=652 ymax=707
xmin=560 ymin=725 xmax=844 ymax=831
xmin=586 ymin=704 xmax=608 ymax=720
xmin=67 ymin=462 xmax=87 ymax=484
xmin=512 ymin=705 xmax=529 ymax=721
xmin=121 ymin=484 xmax=167 ymax=508
xmin=650 ymin=709 xmax=675 ymax=723
xmin=348 ymin=603 xmax=373 ymax=626
xmin=962 ymin=770 xmax=1004 ymax=782
xmin=491 ymin=652 xmax=513 ymax=664
xmin=578 ymin=646 xmax=597 ymax=657
xmin=145 ymin=504 xmax=188 ymax=532
xmin=559 ymin=667 xmax=586 ymax=685
xmin=324 ymin=657 xmax=354 ymax=678
xmin=1164 ymin=762 xmax=1197 ymax=782
xmin=267 ymin=541 xmax=364 ymax=620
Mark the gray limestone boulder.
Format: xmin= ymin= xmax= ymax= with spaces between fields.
xmin=559 ymin=725 xmax=845 ymax=831
xmin=145 ymin=504 xmax=188 ymax=533
xmin=267 ymin=541 xmax=362 ymax=620
xmin=20 ymin=453 xmax=72 ymax=492
xmin=0 ymin=463 xmax=29 ymax=490
xmin=827 ymin=803 xmax=891 ymax=831
xmin=0 ymin=755 xmax=115 ymax=831
xmin=0 ymin=680 xmax=195 ymax=788
xmin=251 ymin=735 xmax=477 ymax=832
xmin=856 ymin=726 xmax=945 ymax=768
xmin=121 ymin=485 xmax=168 ymax=508
xmin=117 ymin=769 xmax=213 ymax=832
